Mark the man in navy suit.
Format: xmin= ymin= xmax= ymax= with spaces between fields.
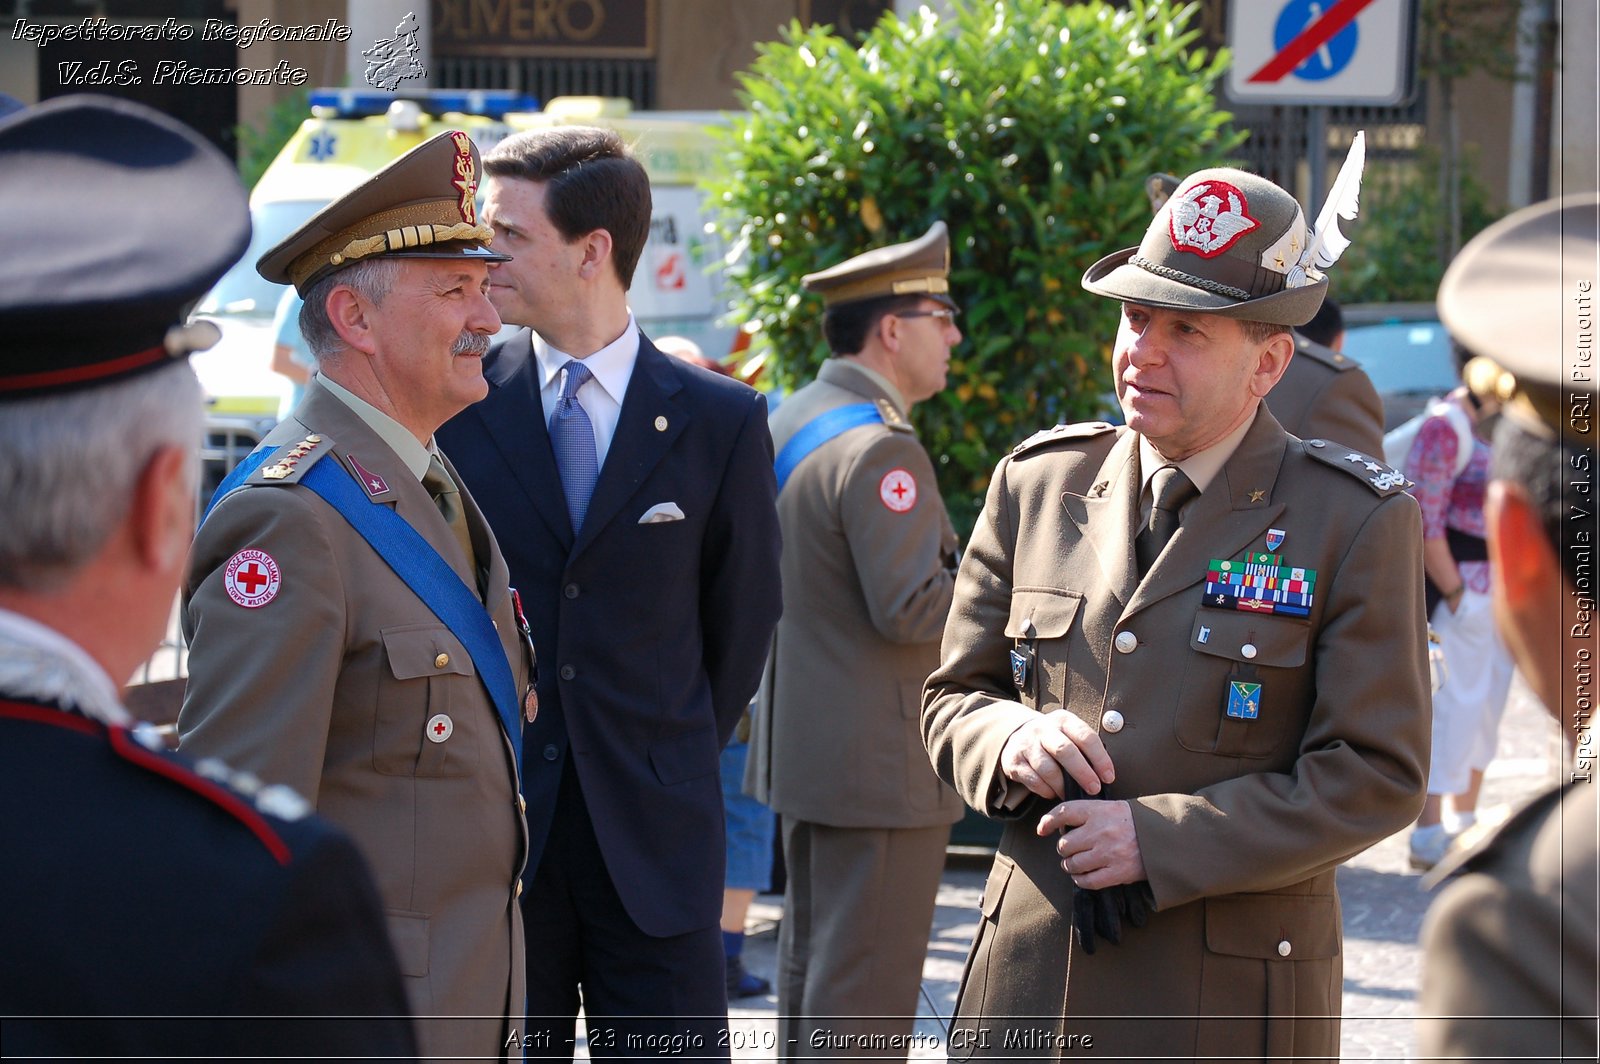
xmin=438 ymin=125 xmax=782 ymax=1058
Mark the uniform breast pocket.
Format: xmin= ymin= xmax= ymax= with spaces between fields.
xmin=1175 ymin=611 xmax=1310 ymax=759
xmin=375 ymin=624 xmax=482 ymax=777
xmin=1003 ymin=587 xmax=1082 ymax=710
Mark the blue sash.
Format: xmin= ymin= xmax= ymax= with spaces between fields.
xmin=773 ymin=402 xmax=883 ymax=492
xmin=204 ymin=450 xmax=524 ymax=766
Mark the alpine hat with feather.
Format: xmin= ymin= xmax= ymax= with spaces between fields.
xmin=1083 ymin=164 xmax=1350 ymax=327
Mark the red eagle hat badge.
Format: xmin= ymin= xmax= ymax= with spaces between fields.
xmin=1168 ymin=179 xmax=1259 ymax=258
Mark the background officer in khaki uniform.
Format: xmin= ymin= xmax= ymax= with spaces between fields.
xmin=747 ymin=222 xmax=965 ymax=1057
xmin=1416 ymin=194 xmax=1599 ymax=1061
xmin=924 ymin=169 xmax=1431 ymax=1059
xmin=1148 ymin=172 xmax=1384 ymax=453
xmin=179 ymin=131 xmax=531 ymax=1061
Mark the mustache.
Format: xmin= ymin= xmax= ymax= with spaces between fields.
xmin=452 ymin=331 xmax=492 ymax=357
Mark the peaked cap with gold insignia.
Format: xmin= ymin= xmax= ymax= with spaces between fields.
xmin=802 ymin=221 xmax=957 ymax=309
xmin=258 ymin=128 xmax=509 ymax=293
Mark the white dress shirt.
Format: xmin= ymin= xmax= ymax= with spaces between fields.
xmin=531 ymin=316 xmax=642 ymax=470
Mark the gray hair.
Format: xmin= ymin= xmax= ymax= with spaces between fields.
xmin=297 ymin=257 xmax=402 ymax=361
xmin=0 ymin=360 xmax=203 ymax=591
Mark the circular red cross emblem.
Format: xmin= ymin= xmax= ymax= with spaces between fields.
xmin=879 ymin=468 xmax=918 ymax=513
xmin=224 ymin=549 xmax=281 ymax=608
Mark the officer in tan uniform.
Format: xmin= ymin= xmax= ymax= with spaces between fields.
xmin=1416 ymin=194 xmax=1599 ymax=1062
xmin=1147 ymin=172 xmax=1384 ymax=453
xmin=746 ymin=222 xmax=965 ymax=1057
xmin=179 ymin=131 xmax=533 ymax=1061
xmin=924 ymin=169 xmax=1431 ymax=1059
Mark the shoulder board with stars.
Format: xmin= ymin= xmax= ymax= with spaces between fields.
xmin=874 ymin=397 xmax=914 ymax=433
xmin=246 ymin=432 xmax=336 ymax=487
xmin=1301 ymin=438 xmax=1413 ymax=496
xmin=1011 ymin=421 xmax=1118 ymax=456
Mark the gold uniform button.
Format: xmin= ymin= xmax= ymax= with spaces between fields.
xmin=518 ymin=794 xmax=527 ymax=815
xmin=515 ymin=880 xmax=524 ymax=899
xmin=435 ymin=652 xmax=450 ymax=669
xmin=1277 ymin=939 xmax=1292 ymax=957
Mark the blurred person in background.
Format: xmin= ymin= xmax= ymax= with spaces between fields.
xmin=1401 ymin=340 xmax=1513 ymax=871
xmin=1417 ymin=192 xmax=1598 ymax=1062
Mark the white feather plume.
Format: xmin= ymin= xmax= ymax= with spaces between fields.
xmin=1298 ymin=130 xmax=1366 ymax=273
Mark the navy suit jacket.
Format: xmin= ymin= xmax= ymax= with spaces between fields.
xmin=438 ymin=329 xmax=782 ymax=937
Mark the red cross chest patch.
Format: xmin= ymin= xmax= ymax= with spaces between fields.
xmin=224 ymin=549 xmax=281 ymax=608
xmin=879 ymin=468 xmax=918 ymax=513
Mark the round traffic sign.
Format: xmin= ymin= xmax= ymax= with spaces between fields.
xmin=1273 ymin=0 xmax=1359 ymax=82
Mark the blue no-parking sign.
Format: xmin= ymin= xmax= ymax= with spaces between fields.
xmin=1227 ymin=0 xmax=1414 ymax=105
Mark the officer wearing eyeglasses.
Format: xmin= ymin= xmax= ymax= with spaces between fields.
xmin=746 ymin=222 xmax=966 ymax=1058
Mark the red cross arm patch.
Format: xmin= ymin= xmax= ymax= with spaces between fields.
xmin=879 ymin=468 xmax=918 ymax=513
xmin=223 ymin=548 xmax=282 ymax=608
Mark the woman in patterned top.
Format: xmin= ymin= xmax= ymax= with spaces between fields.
xmin=1403 ymin=347 xmax=1512 ymax=871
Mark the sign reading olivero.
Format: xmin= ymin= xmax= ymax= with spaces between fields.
xmin=432 ymin=0 xmax=655 ymax=57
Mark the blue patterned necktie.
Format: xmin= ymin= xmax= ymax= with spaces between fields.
xmin=550 ymin=359 xmax=599 ymax=532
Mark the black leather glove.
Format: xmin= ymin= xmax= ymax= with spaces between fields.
xmin=1058 ymin=778 xmax=1155 ymax=954
xmin=1071 ymin=878 xmax=1122 ymax=954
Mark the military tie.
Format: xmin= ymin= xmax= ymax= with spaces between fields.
xmin=550 ymin=359 xmax=600 ymax=533
xmin=423 ymin=454 xmax=478 ymax=586
xmin=1135 ymin=464 xmax=1198 ymax=577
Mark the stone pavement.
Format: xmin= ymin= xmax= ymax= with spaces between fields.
xmin=714 ymin=677 xmax=1566 ymax=1061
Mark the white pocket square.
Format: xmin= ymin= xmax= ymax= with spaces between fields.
xmin=638 ymin=502 xmax=685 ymax=524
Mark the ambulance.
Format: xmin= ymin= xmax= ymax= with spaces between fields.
xmin=192 ymin=88 xmax=738 ymax=451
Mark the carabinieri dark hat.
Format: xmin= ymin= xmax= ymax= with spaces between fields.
xmin=1084 ymin=167 xmax=1328 ymax=327
xmin=0 ymin=95 xmax=250 ymax=399
xmin=258 ymin=129 xmax=510 ymax=294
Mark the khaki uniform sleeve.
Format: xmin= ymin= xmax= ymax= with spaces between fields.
xmin=921 ymin=453 xmax=1038 ymax=817
xmin=178 ymin=487 xmax=346 ymax=804
xmin=839 ymin=431 xmax=958 ymax=645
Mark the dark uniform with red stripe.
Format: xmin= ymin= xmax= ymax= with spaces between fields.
xmin=0 ymin=697 xmax=417 ymax=1059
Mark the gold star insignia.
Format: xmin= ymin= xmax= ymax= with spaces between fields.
xmin=1275 ymin=255 xmax=1285 ymax=268
xmin=1248 ymin=489 xmax=1266 ymax=503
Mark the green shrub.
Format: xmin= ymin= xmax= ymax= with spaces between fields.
xmin=707 ymin=0 xmax=1242 ymax=535
xmin=235 ymin=88 xmax=310 ymax=191
xmin=1334 ymin=147 xmax=1500 ymax=304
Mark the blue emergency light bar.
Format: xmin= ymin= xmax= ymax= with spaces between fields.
xmin=307 ymin=88 xmax=540 ymax=119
